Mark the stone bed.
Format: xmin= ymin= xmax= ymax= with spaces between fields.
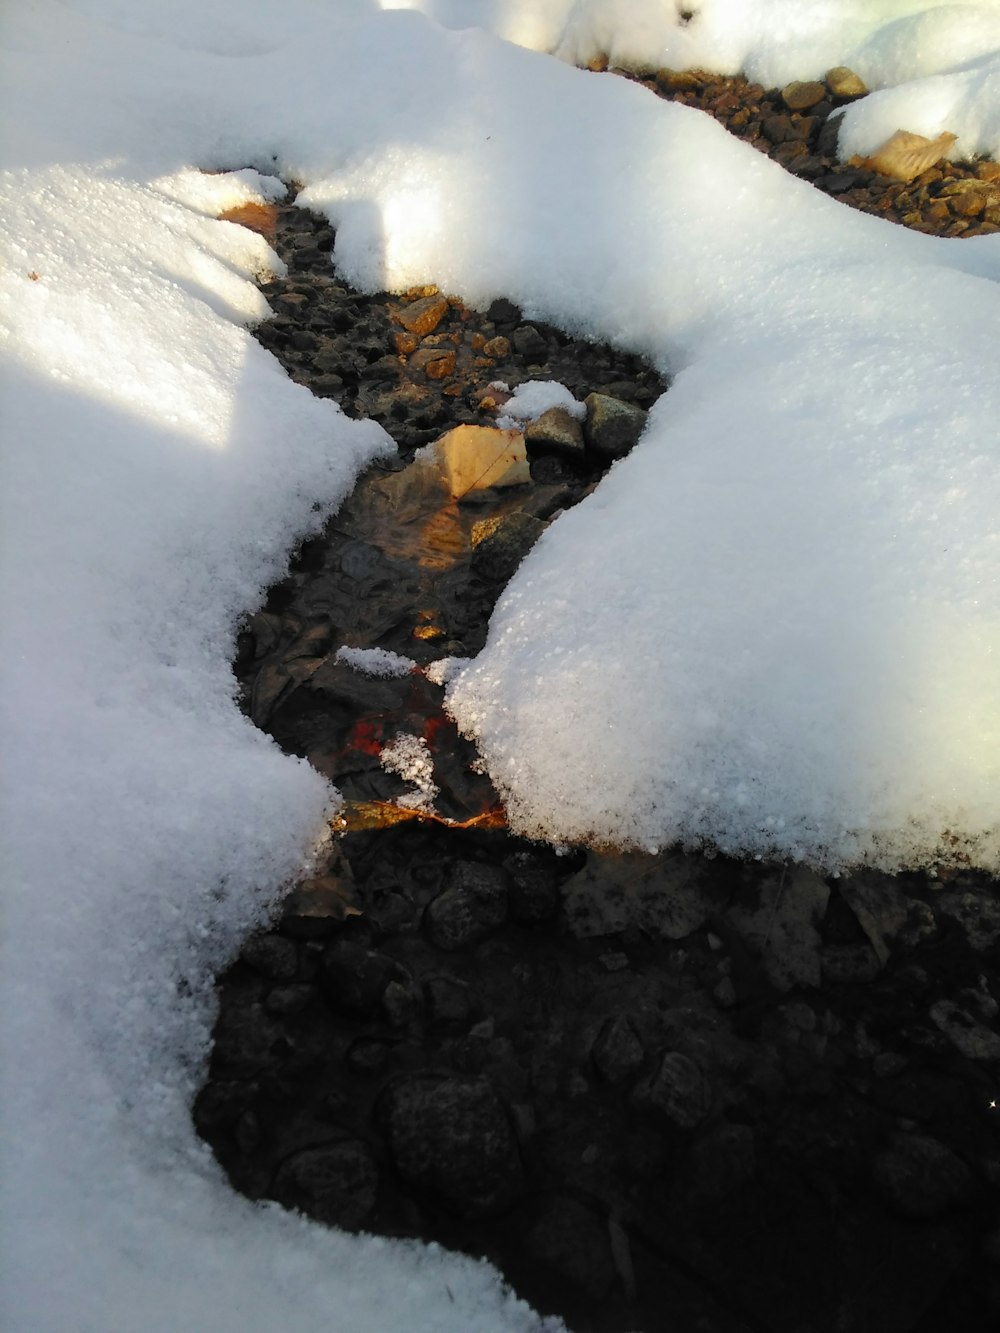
xmin=196 ymin=68 xmax=1000 ymax=1333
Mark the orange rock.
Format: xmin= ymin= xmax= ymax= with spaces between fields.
xmin=393 ymin=294 xmax=448 ymax=337
xmin=218 ymin=201 xmax=279 ymax=238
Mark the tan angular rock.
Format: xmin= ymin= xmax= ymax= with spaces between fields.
xmin=781 ymin=80 xmax=826 ymax=111
xmin=825 ymin=66 xmax=867 ymax=99
xmin=863 ymin=129 xmax=958 ymax=182
xmin=423 ymin=424 xmax=529 ymax=499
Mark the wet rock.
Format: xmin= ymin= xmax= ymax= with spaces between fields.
xmin=212 ymin=1005 xmax=285 ymax=1078
xmin=381 ymin=977 xmax=421 ymax=1028
xmin=281 ymin=871 xmax=362 ymax=939
xmin=264 ymin=984 xmax=313 ymax=1018
xmin=560 ymin=851 xmax=706 ymax=940
xmin=724 ymin=867 xmax=829 ymax=992
xmin=320 ymin=942 xmax=401 ymax=1019
xmin=504 ymin=849 xmax=561 ymax=924
xmin=193 ymin=1079 xmax=259 ymax=1135
xmin=424 ymin=974 xmax=473 ymax=1027
xmin=781 ymin=80 xmax=826 ymax=111
xmin=242 ymin=934 xmax=299 ymax=982
xmin=873 ymin=1132 xmax=974 ymax=1219
xmin=825 ymin=66 xmax=867 ymax=99
xmin=929 ymin=1000 xmax=1000 ymax=1061
xmin=637 ymin=1051 xmax=713 ymax=1129
xmin=837 ymin=873 xmax=921 ymax=965
xmin=271 ymin=1141 xmax=379 ymax=1230
xmin=470 ymin=510 xmax=547 ymax=583
xmin=526 ymin=1197 xmax=617 ymax=1299
xmin=482 ymin=335 xmax=510 ymax=358
xmin=583 ymin=393 xmax=647 ymax=462
xmin=821 ymin=942 xmax=883 ymax=985
xmin=680 ymin=1123 xmax=756 ymax=1207
xmin=524 ymin=406 xmax=585 ymax=458
xmin=591 ymin=1014 xmax=644 ymax=1084
xmin=512 ymin=324 xmax=548 ymax=361
xmin=424 ymin=861 xmax=508 ymax=950
xmin=392 ymin=294 xmax=448 ymax=338
xmin=378 ymin=1074 xmax=523 ymax=1217
xmin=934 ymin=889 xmax=1000 ymax=951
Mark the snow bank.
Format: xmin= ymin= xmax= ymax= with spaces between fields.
xmin=2 ymin=0 xmax=1000 ymax=1330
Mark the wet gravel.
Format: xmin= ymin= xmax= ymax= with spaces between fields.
xmin=198 ymin=70 xmax=1000 ymax=1333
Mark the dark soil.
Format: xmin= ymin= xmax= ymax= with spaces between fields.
xmin=198 ymin=70 xmax=1000 ymax=1333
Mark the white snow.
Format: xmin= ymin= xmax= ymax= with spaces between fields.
xmin=336 ymin=644 xmax=418 ymax=677
xmin=2 ymin=1 xmax=999 ymax=1330
xmin=497 ymin=379 xmax=587 ymax=428
xmin=381 ymin=733 xmax=440 ymax=810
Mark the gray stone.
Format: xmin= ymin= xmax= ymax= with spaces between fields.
xmin=525 ymin=406 xmax=585 ymax=457
xmin=272 ymin=1141 xmax=379 ymax=1230
xmin=378 ymin=1075 xmax=523 ymax=1217
xmin=638 ymin=1051 xmax=713 ymax=1129
xmin=591 ymin=1015 xmax=644 ymax=1084
xmin=424 ymin=862 xmax=508 ymax=950
xmin=583 ymin=393 xmax=648 ymax=462
xmin=873 ymin=1133 xmax=973 ymax=1218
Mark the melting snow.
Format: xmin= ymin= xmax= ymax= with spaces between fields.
xmin=2 ymin=1 xmax=999 ymax=1330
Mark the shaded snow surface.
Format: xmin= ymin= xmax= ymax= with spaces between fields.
xmin=1 ymin=1 xmax=999 ymax=1330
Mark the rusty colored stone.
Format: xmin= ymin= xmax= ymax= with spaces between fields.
xmin=393 ymin=294 xmax=449 ymax=337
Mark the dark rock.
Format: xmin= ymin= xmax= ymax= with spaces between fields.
xmin=424 ymin=861 xmax=508 ymax=950
xmin=271 ymin=1141 xmax=379 ymax=1230
xmin=873 ymin=1133 xmax=974 ymax=1219
xmin=264 ymin=984 xmax=313 ymax=1018
xmin=347 ymin=1037 xmax=393 ymax=1074
xmin=242 ymin=934 xmax=299 ymax=983
xmin=486 ymin=297 xmax=521 ymax=327
xmin=381 ymin=977 xmax=421 ymax=1028
xmin=680 ymin=1123 xmax=756 ymax=1207
xmin=637 ymin=1051 xmax=713 ymax=1129
xmin=470 ymin=511 xmax=547 ymax=583
xmin=591 ymin=1014 xmax=644 ymax=1084
xmin=424 ymin=974 xmax=474 ymax=1027
xmin=512 ymin=325 xmax=549 ymax=361
xmin=193 ymin=1079 xmax=259 ymax=1135
xmin=378 ymin=1075 xmax=523 ymax=1217
xmin=320 ymin=943 xmax=401 ymax=1019
xmin=504 ymin=850 xmax=561 ymax=924
xmin=583 ymin=393 xmax=647 ymax=462
xmin=526 ymin=1197 xmax=617 ymax=1299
